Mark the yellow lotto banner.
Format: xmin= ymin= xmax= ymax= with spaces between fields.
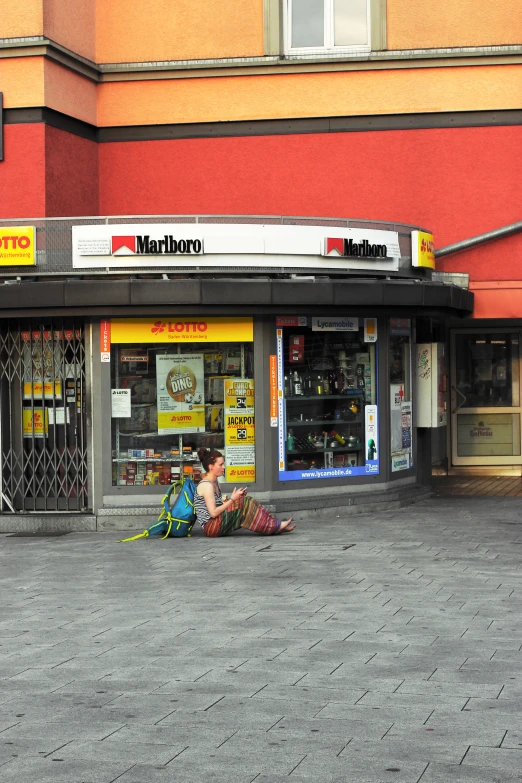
xmin=23 ymin=408 xmax=48 ymax=438
xmin=225 ymin=413 xmax=255 ymax=446
xmin=111 ymin=317 xmax=253 ymax=343
xmin=157 ymin=409 xmax=205 ymax=432
xmin=411 ymin=230 xmax=435 ymax=269
xmin=226 ymin=463 xmax=256 ymax=482
xmin=0 ymin=227 xmax=36 ymax=266
xmin=23 ymin=381 xmax=62 ymax=400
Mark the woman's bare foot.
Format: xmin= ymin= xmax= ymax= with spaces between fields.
xmin=278 ymin=518 xmax=295 ymax=533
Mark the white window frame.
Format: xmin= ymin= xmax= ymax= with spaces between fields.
xmin=285 ymin=0 xmax=372 ymax=56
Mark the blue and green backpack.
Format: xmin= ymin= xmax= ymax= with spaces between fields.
xmin=118 ymin=477 xmax=197 ymax=542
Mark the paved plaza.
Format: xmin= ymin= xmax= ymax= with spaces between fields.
xmin=1 ymin=496 xmax=522 ymax=782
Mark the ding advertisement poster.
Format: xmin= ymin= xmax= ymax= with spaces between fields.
xmin=156 ymin=354 xmax=205 ymax=434
xmin=224 ymin=378 xmax=255 ymax=483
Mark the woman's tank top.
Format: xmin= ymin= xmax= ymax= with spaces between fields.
xmin=194 ymin=479 xmax=224 ymax=527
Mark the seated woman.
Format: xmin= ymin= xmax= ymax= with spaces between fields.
xmin=195 ymin=448 xmax=295 ymax=537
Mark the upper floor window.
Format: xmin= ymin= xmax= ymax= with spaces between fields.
xmin=287 ymin=0 xmax=371 ymax=54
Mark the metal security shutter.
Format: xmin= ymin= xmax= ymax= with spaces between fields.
xmin=0 ymin=318 xmax=89 ymax=512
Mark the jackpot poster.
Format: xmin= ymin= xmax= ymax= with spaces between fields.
xmin=224 ymin=378 xmax=255 ymax=482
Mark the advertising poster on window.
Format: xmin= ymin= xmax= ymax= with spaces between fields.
xmin=23 ymin=408 xmax=49 ymax=438
xmin=224 ymin=378 xmax=255 ymax=483
xmin=156 ymin=354 xmax=205 ymax=434
xmin=22 ymin=335 xmax=63 ymax=400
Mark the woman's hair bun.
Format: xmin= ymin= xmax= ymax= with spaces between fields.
xmin=197 ymin=447 xmax=208 ymax=460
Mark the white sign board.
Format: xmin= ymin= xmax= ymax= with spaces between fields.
xmin=72 ymin=224 xmax=401 ymax=272
xmin=111 ymin=389 xmax=131 ymax=417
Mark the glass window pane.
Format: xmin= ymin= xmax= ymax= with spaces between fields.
xmin=292 ymin=0 xmax=325 ymax=48
xmin=279 ymin=318 xmax=379 ymax=480
xmin=457 ymin=413 xmax=520 ymax=457
xmin=334 ymin=0 xmax=368 ymax=46
xmin=111 ymin=339 xmax=256 ymax=487
xmin=455 ymin=333 xmax=518 ymax=408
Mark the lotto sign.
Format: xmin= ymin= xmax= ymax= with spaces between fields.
xmin=225 ymin=445 xmax=256 ymax=483
xmin=225 ymin=413 xmax=255 ymax=446
xmin=23 ymin=408 xmax=48 ymax=438
xmin=0 ymin=226 xmax=36 ymax=266
xmin=411 ymin=230 xmax=435 ymax=269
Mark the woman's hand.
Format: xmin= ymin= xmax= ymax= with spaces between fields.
xmin=231 ymin=487 xmax=247 ymax=502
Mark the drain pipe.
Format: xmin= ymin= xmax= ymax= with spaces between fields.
xmin=435 ymin=220 xmax=522 ymax=259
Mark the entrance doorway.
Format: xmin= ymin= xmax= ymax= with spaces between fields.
xmin=0 ymin=319 xmax=89 ymax=512
xmin=450 ymin=329 xmax=521 ymax=468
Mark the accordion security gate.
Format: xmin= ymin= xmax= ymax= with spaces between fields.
xmin=0 ymin=319 xmax=89 ymax=512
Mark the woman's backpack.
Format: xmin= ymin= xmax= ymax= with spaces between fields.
xmin=118 ymin=478 xmax=197 ymax=542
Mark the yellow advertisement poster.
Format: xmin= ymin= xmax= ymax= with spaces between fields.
xmin=23 ymin=408 xmax=48 ymax=438
xmin=0 ymin=226 xmax=36 ymax=266
xmin=156 ymin=354 xmax=205 ymax=434
xmin=111 ymin=317 xmax=253 ymax=344
xmin=411 ymin=230 xmax=435 ymax=269
xmin=23 ymin=381 xmax=62 ymax=400
xmin=224 ymin=378 xmax=255 ymax=412
xmin=224 ymin=379 xmax=255 ymax=482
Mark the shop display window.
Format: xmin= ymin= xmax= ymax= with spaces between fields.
xmin=276 ymin=317 xmax=379 ymax=480
xmin=389 ymin=318 xmax=413 ymax=473
xmin=110 ymin=319 xmax=255 ymax=487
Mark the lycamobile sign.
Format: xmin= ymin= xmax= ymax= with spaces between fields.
xmin=312 ymin=317 xmax=359 ymax=332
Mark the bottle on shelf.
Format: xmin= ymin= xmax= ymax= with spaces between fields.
xmin=315 ymin=373 xmax=323 ymax=395
xmin=323 ymin=373 xmax=331 ymax=395
xmin=293 ymin=370 xmax=303 ymax=396
xmin=284 ymin=374 xmax=290 ymax=396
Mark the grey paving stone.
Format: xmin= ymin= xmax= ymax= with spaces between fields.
xmin=3 ymin=498 xmax=522 ymax=783
xmin=419 ymin=761 xmax=522 ymax=783
xmin=0 ymin=756 xmax=133 ymax=783
xmin=463 ymin=746 xmax=522 ymax=775
xmin=55 ymin=738 xmax=186 ymax=765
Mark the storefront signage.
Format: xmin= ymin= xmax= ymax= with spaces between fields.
xmin=276 ymin=316 xmax=307 ymax=327
xmin=392 ymin=454 xmax=410 ymax=472
xmin=0 ymin=226 xmax=36 ymax=266
xmin=23 ymin=381 xmax=62 ymax=400
xmin=390 ymin=318 xmax=411 ymax=336
xmin=156 ymin=354 xmax=205 ymax=434
xmin=270 ymin=355 xmax=278 ymax=427
xmin=23 ymin=409 xmax=48 ymax=438
xmin=110 ymin=317 xmax=253 ymax=344
xmin=100 ymin=320 xmax=111 ymax=363
xmin=312 ymin=317 xmax=359 ymax=332
xmin=72 ymin=224 xmax=400 ymax=272
xmin=364 ymin=318 xmax=377 ymax=343
xmin=411 ymin=230 xmax=435 ymax=269
xmin=224 ymin=378 xmax=256 ymax=482
xmin=325 ymin=237 xmax=387 ymax=258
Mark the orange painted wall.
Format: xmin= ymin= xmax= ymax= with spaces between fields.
xmin=43 ymin=0 xmax=96 ymax=62
xmin=97 ymin=65 xmax=522 ymax=127
xmin=0 ymin=57 xmax=45 ymax=108
xmin=44 ymin=59 xmax=97 ymax=124
xmin=95 ymin=0 xmax=263 ymax=64
xmin=388 ymin=0 xmax=522 ymax=50
xmin=0 ymin=125 xmax=46 ymax=218
xmin=1 ymin=0 xmax=43 ymax=38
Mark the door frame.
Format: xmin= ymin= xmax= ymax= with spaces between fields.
xmin=450 ymin=327 xmax=522 ymax=467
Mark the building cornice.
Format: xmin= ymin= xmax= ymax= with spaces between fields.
xmin=0 ymin=37 xmax=521 ymax=83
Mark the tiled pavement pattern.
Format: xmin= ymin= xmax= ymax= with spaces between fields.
xmin=1 ymin=496 xmax=522 ymax=782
